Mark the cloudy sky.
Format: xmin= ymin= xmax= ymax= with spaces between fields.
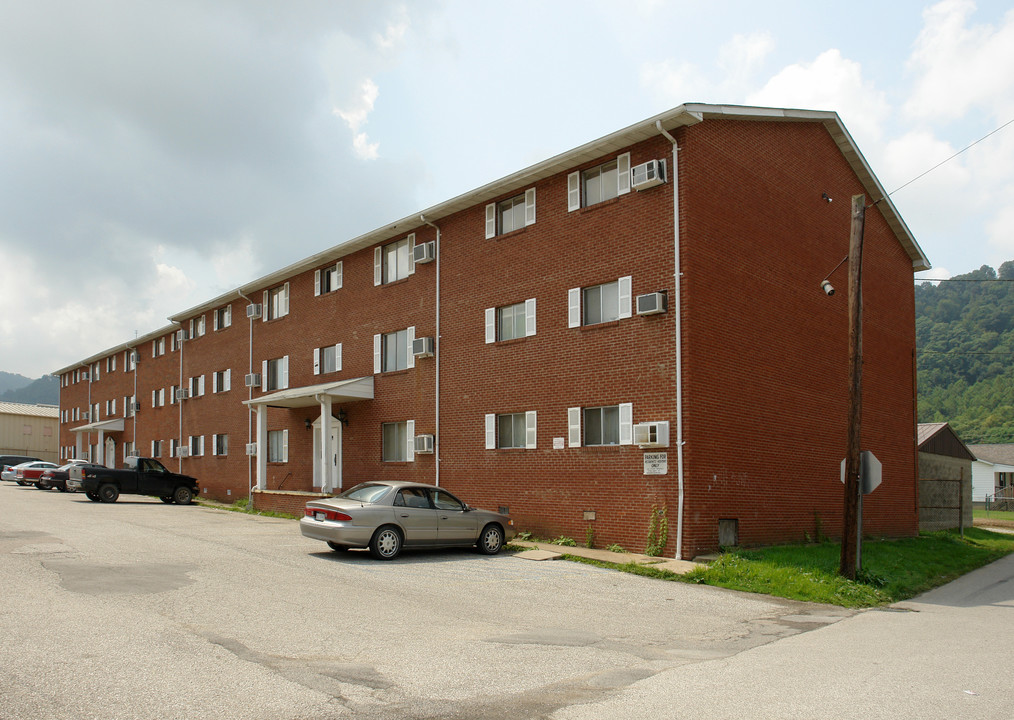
xmin=1 ymin=0 xmax=1012 ymax=378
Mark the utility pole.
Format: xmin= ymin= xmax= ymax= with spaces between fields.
xmin=840 ymin=194 xmax=866 ymax=579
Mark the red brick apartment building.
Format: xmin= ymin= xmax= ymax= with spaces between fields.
xmin=55 ymin=104 xmax=930 ymax=559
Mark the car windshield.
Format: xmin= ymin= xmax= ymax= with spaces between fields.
xmin=338 ymin=483 xmax=391 ymax=504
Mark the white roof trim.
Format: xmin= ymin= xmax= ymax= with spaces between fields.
xmin=244 ymin=376 xmax=374 ymax=409
xmin=69 ymin=418 xmax=125 ymax=434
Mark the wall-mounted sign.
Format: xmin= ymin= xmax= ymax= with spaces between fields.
xmin=644 ymin=452 xmax=667 ymax=475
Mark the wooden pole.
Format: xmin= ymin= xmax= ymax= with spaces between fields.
xmin=840 ymin=194 xmax=866 ymax=579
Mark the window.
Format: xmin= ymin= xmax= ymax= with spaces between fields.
xmin=151 ymin=440 xmax=162 ymax=458
xmin=314 ymin=344 xmax=342 ymax=375
xmin=214 ymin=305 xmax=232 ymax=331
xmin=264 ymin=283 xmax=290 ymax=321
xmin=92 ymin=363 xmax=100 ymax=381
xmin=374 ymin=328 xmax=415 ymax=373
xmin=190 ymin=315 xmax=206 ymax=338
xmin=170 ymin=438 xmax=179 ymax=458
xmin=263 ymin=357 xmax=289 ymax=391
xmin=315 ymin=262 xmax=343 ymax=295
xmin=567 ymin=403 xmax=633 ymax=447
xmin=268 ymin=430 xmax=288 ymax=463
xmin=124 ymin=395 xmax=137 ymax=418
xmin=124 ymin=441 xmax=135 ymax=458
xmin=124 ymin=350 xmax=136 ymax=372
xmin=567 ymin=153 xmax=630 ymax=211
xmin=151 ymin=388 xmax=165 ymax=408
xmin=189 ymin=375 xmax=206 ymax=397
xmin=485 ymin=412 xmax=537 ymax=449
xmin=568 ymin=277 xmax=632 ymax=327
xmin=213 ymin=369 xmax=231 ymax=393
xmin=485 ymin=299 xmax=536 ymax=343
xmin=106 ymin=398 xmax=116 ymax=416
xmin=374 ymin=235 xmax=414 ymax=286
xmin=484 ymin=189 xmax=536 ymax=239
xmin=170 ymin=385 xmax=179 ymax=405
xmin=106 ymin=355 xmax=116 ymax=372
xmin=213 ymin=434 xmax=228 ymax=456
xmin=189 ymin=435 xmax=205 ymax=457
xmin=152 ymin=337 xmax=165 ymax=358
xmin=382 ymin=420 xmax=414 ymax=462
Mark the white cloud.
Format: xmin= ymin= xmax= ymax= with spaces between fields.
xmin=905 ymin=0 xmax=1014 ymax=122
xmin=718 ymin=32 xmax=775 ymax=89
xmin=747 ymin=49 xmax=889 ymax=144
xmin=334 ymin=78 xmax=381 ymax=160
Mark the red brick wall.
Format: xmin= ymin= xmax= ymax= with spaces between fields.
xmin=59 ymin=117 xmax=920 ymax=558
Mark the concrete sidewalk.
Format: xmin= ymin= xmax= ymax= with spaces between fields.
xmin=510 ymin=540 xmax=702 ymax=575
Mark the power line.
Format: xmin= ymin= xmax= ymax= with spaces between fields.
xmin=882 ymin=116 xmax=1014 ymax=201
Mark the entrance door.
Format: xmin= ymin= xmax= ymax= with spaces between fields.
xmin=312 ymin=417 xmax=340 ymax=491
xmin=105 ymin=437 xmax=116 ymax=468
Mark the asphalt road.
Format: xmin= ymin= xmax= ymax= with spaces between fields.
xmin=1 ymin=483 xmax=1008 ymax=719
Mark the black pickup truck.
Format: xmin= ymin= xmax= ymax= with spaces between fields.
xmin=67 ymin=457 xmax=200 ymax=504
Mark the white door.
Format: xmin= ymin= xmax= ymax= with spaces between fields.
xmin=105 ymin=437 xmax=116 ymax=468
xmin=312 ymin=417 xmax=340 ymax=490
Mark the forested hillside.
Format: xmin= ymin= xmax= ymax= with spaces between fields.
xmin=916 ymin=262 xmax=1014 ymax=443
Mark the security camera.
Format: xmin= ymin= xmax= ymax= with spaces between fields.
xmin=821 ymin=280 xmax=835 ymax=296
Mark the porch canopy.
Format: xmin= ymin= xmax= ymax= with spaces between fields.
xmin=68 ymin=417 xmax=125 ymax=466
xmin=243 ymin=376 xmax=374 ymax=493
xmin=243 ymin=376 xmax=374 ymax=409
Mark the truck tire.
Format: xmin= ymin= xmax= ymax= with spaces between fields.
xmin=97 ymin=484 xmax=119 ymax=503
xmin=173 ymin=486 xmax=194 ymax=505
xmin=86 ymin=492 xmax=101 ymax=502
xmin=159 ymin=496 xmax=174 ymax=504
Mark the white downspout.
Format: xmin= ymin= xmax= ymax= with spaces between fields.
xmin=420 ymin=214 xmax=440 ymax=487
xmin=238 ymin=291 xmax=254 ymax=503
xmin=178 ymin=328 xmax=184 ymax=474
xmin=657 ymin=119 xmax=686 ymax=560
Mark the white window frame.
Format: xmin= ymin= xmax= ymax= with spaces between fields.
xmin=189 ymin=434 xmax=205 ymax=457
xmin=374 ymin=234 xmax=415 ymax=286
xmin=262 ymin=356 xmax=289 ymax=391
xmin=189 ymin=375 xmax=206 ymax=397
xmin=382 ymin=420 xmax=415 ymax=462
xmin=568 ymin=276 xmax=632 ymax=328
xmin=313 ymin=343 xmax=343 ymax=376
xmin=484 ymin=411 xmax=537 ymax=450
xmin=568 ymin=403 xmax=632 ymax=447
xmin=263 ymin=283 xmax=290 ymax=321
xmin=268 ymin=429 xmax=289 ymax=463
xmin=485 ymin=299 xmax=536 ymax=343
xmin=213 ymin=434 xmax=228 ymax=457
xmin=315 ymin=261 xmax=343 ymax=296
xmin=212 ymin=369 xmax=231 ymax=394
xmin=213 ymin=305 xmax=232 ymax=331
xmin=485 ymin=188 xmax=536 ymax=239
xmin=568 ymin=152 xmax=630 ymax=211
xmin=373 ymin=327 xmax=415 ymax=373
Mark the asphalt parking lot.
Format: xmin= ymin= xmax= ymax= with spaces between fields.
xmin=0 ymin=483 xmax=851 ymax=720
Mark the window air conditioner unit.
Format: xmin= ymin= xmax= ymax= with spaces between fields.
xmin=175 ymin=388 xmax=190 ymax=402
xmin=176 ymin=447 xmax=190 ymax=458
xmin=133 ymin=401 xmax=141 ymax=412
xmin=633 ymin=421 xmax=670 ymax=448
xmin=244 ymin=373 xmax=261 ymax=388
xmin=246 ymin=303 xmax=262 ymax=319
xmin=631 ymin=159 xmax=666 ymax=190
xmin=412 ymin=240 xmax=436 ymax=264
xmin=130 ymin=351 xmax=140 ymax=363
xmin=411 ymin=336 xmax=435 ymax=357
xmin=414 ymin=434 xmax=435 ymax=454
xmin=177 ymin=329 xmax=189 ymax=342
xmin=245 ymin=443 xmax=258 ymax=456
xmin=636 ymin=292 xmax=667 ymax=316
xmin=81 ymin=411 xmax=90 ymax=420
xmin=81 ymin=371 xmax=90 ymax=381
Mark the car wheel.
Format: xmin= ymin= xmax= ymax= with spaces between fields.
xmin=369 ymin=526 xmax=402 ymax=560
xmin=159 ymin=496 xmax=174 ymax=504
xmin=477 ymin=524 xmax=505 ymax=555
xmin=57 ymin=485 xmax=67 ymax=493
xmin=34 ymin=482 xmax=47 ymax=490
xmin=326 ymin=541 xmax=349 ymax=552
xmin=86 ymin=492 xmax=101 ymax=502
xmin=97 ymin=484 xmax=119 ymax=503
xmin=16 ymin=481 xmax=27 ymax=486
xmin=173 ymin=486 xmax=194 ymax=505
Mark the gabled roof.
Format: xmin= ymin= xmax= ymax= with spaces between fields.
xmin=55 ymin=103 xmax=930 ymax=375
xmin=917 ymin=423 xmax=976 ymax=460
xmin=967 ymin=443 xmax=1014 ymax=465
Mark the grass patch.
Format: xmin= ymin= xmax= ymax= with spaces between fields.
xmin=198 ymin=497 xmax=297 ymax=520
xmin=974 ymin=508 xmax=1014 ymax=523
xmin=565 ymin=528 xmax=1014 ymax=608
